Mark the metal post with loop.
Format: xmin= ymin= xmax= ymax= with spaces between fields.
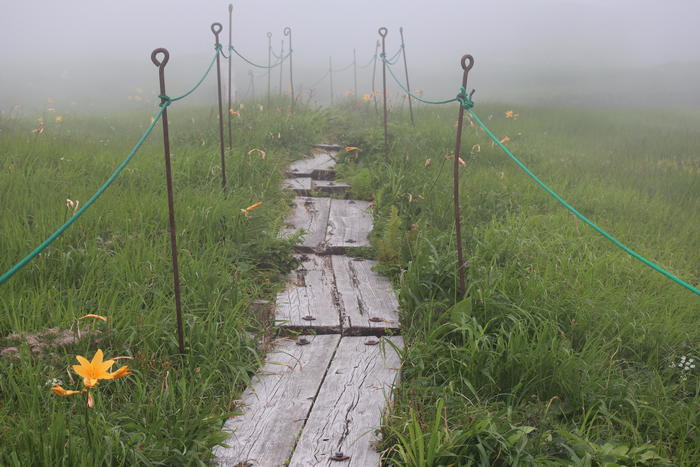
xmin=452 ymin=54 xmax=475 ymax=299
xmin=278 ymin=38 xmax=284 ymax=95
xmin=353 ymin=48 xmax=358 ymax=103
xmin=371 ymin=39 xmax=379 ymax=115
xmin=211 ymin=23 xmax=227 ymax=188
xmin=378 ymin=27 xmax=389 ymax=157
xmin=227 ymin=4 xmax=233 ymax=152
xmin=151 ymin=48 xmax=186 ymax=354
xmin=266 ymin=32 xmax=272 ymax=109
xmin=329 ymin=56 xmax=334 ymax=105
xmin=284 ymin=27 xmax=295 ymax=113
xmin=399 ymin=27 xmax=414 ymax=126
xmin=248 ymin=70 xmax=255 ymax=99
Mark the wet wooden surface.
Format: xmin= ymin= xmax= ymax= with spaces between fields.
xmin=213 ymin=335 xmax=341 ymax=466
xmin=280 ymin=197 xmax=331 ymax=252
xmin=326 ymin=200 xmax=373 ymax=252
xmin=288 ymin=336 xmax=403 ymax=466
xmin=286 ymin=152 xmax=336 ymax=178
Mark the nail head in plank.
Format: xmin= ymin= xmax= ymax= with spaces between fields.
xmin=325 ymin=199 xmax=373 ymax=252
xmin=333 ymin=256 xmax=400 ymax=333
xmin=280 ymin=197 xmax=331 ymax=252
xmin=214 ymin=335 xmax=341 ymax=466
xmin=275 ymin=254 xmax=341 ymax=331
xmin=289 ymin=336 xmax=403 ymax=466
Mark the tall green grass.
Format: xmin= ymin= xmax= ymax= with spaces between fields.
xmin=330 ymin=101 xmax=699 ymax=464
xmin=0 ymin=98 xmax=329 ymax=465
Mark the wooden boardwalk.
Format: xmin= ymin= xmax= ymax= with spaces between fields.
xmin=215 ymin=148 xmax=402 ymax=466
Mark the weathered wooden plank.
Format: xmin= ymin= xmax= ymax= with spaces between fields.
xmin=280 ymin=197 xmax=331 ymax=252
xmin=312 ymin=143 xmax=343 ymax=151
xmin=333 ymin=256 xmax=400 ymax=334
xmin=313 ymin=180 xmax=351 ymax=195
xmin=325 ymin=200 xmax=373 ymax=252
xmin=275 ymin=254 xmax=341 ymax=331
xmin=286 ymin=152 xmax=336 ymax=177
xmin=283 ymin=177 xmax=312 ymax=195
xmin=213 ymin=335 xmax=341 ymax=467
xmin=289 ymin=336 xmax=403 ymax=467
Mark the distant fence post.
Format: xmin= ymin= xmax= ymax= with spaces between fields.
xmin=227 ymin=4 xmax=233 ymax=152
xmin=211 ymin=23 xmax=227 ymax=188
xmin=151 ymin=48 xmax=186 ymax=354
xmin=267 ymin=32 xmax=272 ymax=109
xmin=452 ymin=54 xmax=475 ymax=299
xmin=399 ymin=27 xmax=414 ymax=126
xmin=284 ymin=27 xmax=295 ymax=113
xmin=278 ymin=38 xmax=284 ymax=94
xmin=353 ymin=48 xmax=358 ymax=103
xmin=378 ymin=27 xmax=388 ymax=158
xmin=371 ymin=39 xmax=379 ymax=115
xmin=329 ymin=56 xmax=334 ymax=105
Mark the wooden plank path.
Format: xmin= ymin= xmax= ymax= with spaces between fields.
xmin=216 ymin=147 xmax=401 ymax=466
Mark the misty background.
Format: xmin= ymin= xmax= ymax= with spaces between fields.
xmin=1 ymin=0 xmax=699 ymax=114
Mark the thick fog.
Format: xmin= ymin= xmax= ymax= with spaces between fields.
xmin=2 ymin=0 xmax=699 ymax=113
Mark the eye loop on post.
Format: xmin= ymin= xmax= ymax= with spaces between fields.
xmin=461 ymin=54 xmax=474 ymax=72
xmin=378 ymin=27 xmax=388 ymax=37
xmin=284 ymin=26 xmax=291 ymax=36
xmin=211 ymin=22 xmax=223 ymax=36
xmin=267 ymin=31 xmax=272 ymax=39
xmin=151 ymin=48 xmax=170 ymax=67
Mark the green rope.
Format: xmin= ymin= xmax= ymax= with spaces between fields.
xmin=0 ymin=50 xmax=219 ymax=286
xmin=383 ymin=57 xmax=460 ymax=105
xmin=229 ymin=44 xmax=289 ymax=69
xmin=468 ymin=109 xmax=699 ymax=296
xmin=0 ymin=107 xmax=165 ymax=286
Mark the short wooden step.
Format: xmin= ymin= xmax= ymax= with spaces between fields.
xmin=275 ymin=255 xmax=399 ymax=335
xmin=286 ymin=152 xmax=336 ymax=178
xmin=326 ymin=199 xmax=373 ymax=252
xmin=275 ymin=255 xmax=341 ymax=333
xmin=280 ymin=197 xmax=331 ymax=252
xmin=288 ymin=336 xmax=403 ymax=466
xmin=213 ymin=335 xmax=341 ymax=466
xmin=283 ymin=178 xmax=351 ymax=196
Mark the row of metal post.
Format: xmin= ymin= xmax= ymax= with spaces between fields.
xmin=151 ymin=11 xmax=473 ymax=353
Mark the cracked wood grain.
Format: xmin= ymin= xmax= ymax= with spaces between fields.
xmin=275 ymin=254 xmax=341 ymax=331
xmin=214 ymin=335 xmax=341 ymax=466
xmin=325 ymin=200 xmax=373 ymax=252
xmin=333 ymin=256 xmax=400 ymax=334
xmin=280 ymin=197 xmax=331 ymax=252
xmin=288 ymin=336 xmax=403 ymax=466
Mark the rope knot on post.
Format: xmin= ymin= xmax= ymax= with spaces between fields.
xmin=456 ymin=87 xmax=474 ymax=109
xmin=158 ymin=95 xmax=173 ymax=108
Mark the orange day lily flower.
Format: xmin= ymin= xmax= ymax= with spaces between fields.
xmin=241 ymin=201 xmax=263 ymax=215
xmin=362 ymin=93 xmax=372 ymax=102
xmin=500 ymin=136 xmax=510 ymax=144
xmin=78 ymin=314 xmax=107 ymax=322
xmin=51 ymin=385 xmax=83 ymax=397
xmin=72 ymin=349 xmax=131 ymax=388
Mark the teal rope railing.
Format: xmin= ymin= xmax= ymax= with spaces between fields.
xmin=467 ymin=109 xmax=699 ymax=296
xmin=229 ymin=44 xmax=290 ymax=69
xmin=383 ymin=57 xmax=462 ymax=105
xmin=0 ymin=50 xmax=219 ymax=286
xmin=381 ymin=55 xmax=697 ymax=295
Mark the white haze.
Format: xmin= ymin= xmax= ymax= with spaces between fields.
xmin=1 ymin=0 xmax=699 ymax=112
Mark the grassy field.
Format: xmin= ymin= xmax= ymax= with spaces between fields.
xmin=329 ymin=102 xmax=699 ymax=465
xmin=0 ymin=99 xmax=327 ymax=465
xmin=1 ymin=97 xmax=698 ymax=465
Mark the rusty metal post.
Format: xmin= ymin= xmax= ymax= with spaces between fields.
xmin=329 ymin=56 xmax=334 ymax=105
xmin=353 ymin=48 xmax=357 ymax=103
xmin=249 ymin=70 xmax=255 ymax=99
xmin=371 ymin=39 xmax=379 ymax=115
xmin=284 ymin=27 xmax=295 ymax=113
xmin=151 ymin=48 xmax=185 ymax=354
xmin=278 ymin=39 xmax=284 ymax=94
xmin=378 ymin=27 xmax=388 ymax=157
xmin=211 ymin=23 xmax=227 ymax=188
xmin=227 ymin=4 xmax=233 ymax=152
xmin=452 ymin=54 xmax=475 ymax=299
xmin=399 ymin=27 xmax=415 ymax=126
xmin=267 ymin=32 xmax=272 ymax=109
